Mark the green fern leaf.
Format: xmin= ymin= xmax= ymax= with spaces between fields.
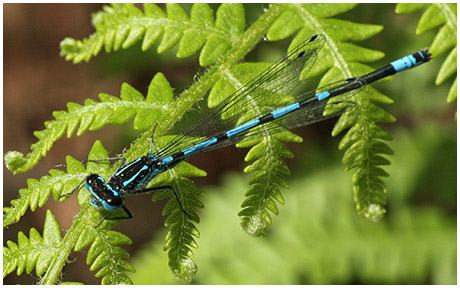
xmin=87 ymin=230 xmax=135 ymax=284
xmin=60 ymin=3 xmax=246 ymax=66
xmin=395 ymin=3 xmax=429 ymax=14
xmin=238 ymin=132 xmax=301 ymax=236
xmin=396 ymin=3 xmax=457 ymax=105
xmin=4 ymin=72 xmax=175 ymax=174
xmin=333 ymin=85 xmax=395 ymax=221
xmin=447 ymin=78 xmax=457 ymax=104
xmin=4 ymin=210 xmax=63 ymax=279
xmin=144 ymin=136 xmax=205 ymax=281
xmin=257 ymin=3 xmax=393 ymax=223
xmin=3 ymin=142 xmax=152 ymax=284
xmin=3 ymin=154 xmax=89 ymax=227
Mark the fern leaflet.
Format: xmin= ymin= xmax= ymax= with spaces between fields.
xmin=5 ymin=4 xmax=289 ymax=282
xmin=396 ymin=3 xmax=457 ymax=106
xmin=263 ymin=3 xmax=390 ymax=222
xmin=4 ymin=3 xmax=442 ymax=284
xmin=60 ymin=3 xmax=245 ymax=66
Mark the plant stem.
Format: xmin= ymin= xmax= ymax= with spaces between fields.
xmin=39 ymin=206 xmax=91 ymax=284
xmin=39 ymin=4 xmax=288 ymax=283
xmin=161 ymin=4 xmax=286 ymax=127
xmin=124 ymin=3 xmax=287 ymax=159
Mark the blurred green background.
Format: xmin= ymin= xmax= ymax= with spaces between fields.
xmin=4 ymin=3 xmax=456 ymax=285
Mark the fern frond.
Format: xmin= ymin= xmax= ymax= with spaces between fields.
xmin=4 ymin=73 xmax=174 ymax=174
xmin=86 ymin=230 xmax=135 ymax=284
xmin=148 ymin=137 xmax=206 ymax=281
xmin=4 ymin=152 xmax=91 ymax=228
xmin=237 ymin=131 xmax=302 ymax=236
xmin=333 ymin=69 xmax=394 ymax=221
xmin=251 ymin=3 xmax=390 ymax=224
xmin=4 ymin=143 xmax=136 ymax=284
xmin=4 ymin=210 xmax=63 ymax=279
xmin=4 ymin=210 xmax=131 ymax=285
xmin=396 ymin=3 xmax=457 ymax=105
xmin=60 ymin=3 xmax=246 ymax=66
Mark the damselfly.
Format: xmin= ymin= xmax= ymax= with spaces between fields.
xmin=60 ymin=34 xmax=431 ymax=225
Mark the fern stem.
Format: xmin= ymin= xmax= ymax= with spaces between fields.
xmin=123 ymin=4 xmax=287 ymax=159
xmin=123 ymin=3 xmax=288 ymax=277
xmin=39 ymin=206 xmax=91 ymax=284
xmin=40 ymin=5 xmax=287 ymax=283
xmin=162 ymin=3 xmax=286 ymax=125
xmin=165 ymin=3 xmax=287 ymax=274
xmin=169 ymin=4 xmax=286 ymax=120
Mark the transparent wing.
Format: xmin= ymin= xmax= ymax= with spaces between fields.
xmin=168 ymin=77 xmax=365 ymax=157
xmin=155 ymin=34 xmax=326 ymax=158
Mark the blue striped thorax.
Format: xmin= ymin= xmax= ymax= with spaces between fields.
xmin=84 ymin=155 xmax=166 ymax=209
xmin=109 ymin=155 xmax=163 ymax=192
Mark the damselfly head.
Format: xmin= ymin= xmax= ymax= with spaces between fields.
xmin=102 ymin=196 xmax=123 ymax=211
xmin=85 ymin=174 xmax=124 ymax=211
xmin=85 ymin=174 xmax=106 ymax=192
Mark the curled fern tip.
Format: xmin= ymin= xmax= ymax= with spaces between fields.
xmin=4 ymin=151 xmax=27 ymax=174
xmin=174 ymin=258 xmax=197 ymax=283
xmin=362 ymin=204 xmax=386 ymax=223
xmin=241 ymin=214 xmax=267 ymax=237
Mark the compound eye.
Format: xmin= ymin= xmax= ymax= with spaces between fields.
xmin=85 ymin=174 xmax=106 ymax=191
xmin=106 ymin=197 xmax=123 ymax=208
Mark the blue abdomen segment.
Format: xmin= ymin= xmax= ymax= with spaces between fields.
xmin=271 ymin=102 xmax=300 ymax=118
xmin=391 ymin=51 xmax=430 ymax=72
xmin=183 ymin=137 xmax=218 ymax=156
xmin=226 ymin=119 xmax=260 ymax=137
xmin=391 ymin=55 xmax=418 ymax=72
xmin=161 ymin=155 xmax=173 ymax=164
xmin=315 ymin=91 xmax=330 ymax=101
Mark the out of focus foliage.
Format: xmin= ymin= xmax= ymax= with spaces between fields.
xmin=130 ymin=123 xmax=456 ymax=285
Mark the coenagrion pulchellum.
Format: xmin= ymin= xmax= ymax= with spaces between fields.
xmin=60 ymin=34 xmax=431 ymax=226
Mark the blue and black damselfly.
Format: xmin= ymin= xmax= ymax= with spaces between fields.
xmin=60 ymin=34 xmax=431 ymax=226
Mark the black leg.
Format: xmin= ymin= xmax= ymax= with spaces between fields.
xmin=59 ymin=176 xmax=88 ymax=199
xmin=94 ymin=205 xmax=133 ymax=228
xmin=114 ymin=157 xmax=127 ymax=173
xmin=148 ymin=123 xmax=158 ymax=154
xmin=61 ymin=158 xmax=126 ymax=201
xmin=131 ymin=185 xmax=191 ymax=219
xmin=82 ymin=157 xmax=124 ymax=165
